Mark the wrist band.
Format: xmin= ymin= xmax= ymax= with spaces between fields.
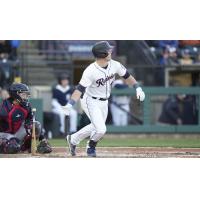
xmin=133 ymin=82 xmax=140 ymax=89
xmin=68 ymin=99 xmax=76 ymax=106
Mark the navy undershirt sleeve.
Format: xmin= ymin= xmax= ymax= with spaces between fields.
xmin=76 ymin=84 xmax=86 ymax=93
xmin=122 ymin=71 xmax=130 ymax=79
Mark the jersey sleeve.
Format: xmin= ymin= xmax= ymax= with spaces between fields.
xmin=79 ymin=68 xmax=93 ymax=87
xmin=116 ymin=63 xmax=127 ymax=77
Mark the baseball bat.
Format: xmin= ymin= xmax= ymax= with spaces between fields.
xmin=111 ymin=101 xmax=143 ymax=124
xmin=31 ymin=108 xmax=37 ymax=155
xmin=65 ymin=115 xmax=70 ymax=135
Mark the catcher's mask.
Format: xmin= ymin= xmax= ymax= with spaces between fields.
xmin=9 ymin=83 xmax=30 ymax=106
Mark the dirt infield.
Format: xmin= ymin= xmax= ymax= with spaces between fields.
xmin=1 ymin=147 xmax=200 ymax=158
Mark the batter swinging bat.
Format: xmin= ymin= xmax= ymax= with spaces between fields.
xmin=31 ymin=108 xmax=37 ymax=155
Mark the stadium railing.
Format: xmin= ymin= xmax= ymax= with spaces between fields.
xmin=107 ymin=87 xmax=200 ymax=133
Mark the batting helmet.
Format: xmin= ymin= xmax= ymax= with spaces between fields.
xmin=9 ymin=83 xmax=30 ymax=105
xmin=92 ymin=41 xmax=114 ymax=58
xmin=57 ymin=73 xmax=69 ymax=84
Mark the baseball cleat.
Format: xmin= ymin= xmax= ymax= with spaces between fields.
xmin=66 ymin=135 xmax=76 ymax=156
xmin=86 ymin=147 xmax=96 ymax=157
xmin=86 ymin=140 xmax=97 ymax=157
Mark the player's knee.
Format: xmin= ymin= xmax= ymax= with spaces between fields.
xmin=96 ymin=126 xmax=107 ymax=135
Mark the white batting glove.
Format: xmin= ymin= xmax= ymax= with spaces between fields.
xmin=62 ymin=104 xmax=72 ymax=116
xmin=136 ymin=87 xmax=145 ymax=101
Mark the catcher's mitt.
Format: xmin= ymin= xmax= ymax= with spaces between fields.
xmin=37 ymin=140 xmax=52 ymax=154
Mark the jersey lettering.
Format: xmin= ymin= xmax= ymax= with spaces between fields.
xmin=96 ymin=74 xmax=115 ymax=87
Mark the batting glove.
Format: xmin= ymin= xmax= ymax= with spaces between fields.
xmin=62 ymin=103 xmax=72 ymax=116
xmin=136 ymin=87 xmax=145 ymax=101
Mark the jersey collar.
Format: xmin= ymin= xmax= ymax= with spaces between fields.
xmin=94 ymin=61 xmax=110 ymax=71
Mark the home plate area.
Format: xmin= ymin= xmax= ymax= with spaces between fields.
xmin=1 ymin=147 xmax=200 ymax=158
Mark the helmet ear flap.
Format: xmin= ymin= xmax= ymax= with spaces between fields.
xmin=92 ymin=51 xmax=109 ymax=59
xmin=97 ymin=52 xmax=108 ymax=58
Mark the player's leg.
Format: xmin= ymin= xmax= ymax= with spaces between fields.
xmin=121 ymin=105 xmax=129 ymax=126
xmin=0 ymin=132 xmax=21 ymax=154
xmin=52 ymin=104 xmax=65 ymax=134
xmin=70 ymin=123 xmax=95 ymax=145
xmin=14 ymin=124 xmax=27 ymax=140
xmin=67 ymin=96 xmax=106 ymax=156
xmin=111 ymin=104 xmax=122 ymax=126
xmin=110 ymin=103 xmax=117 ymax=125
xmin=89 ymin=100 xmax=108 ymax=141
xmin=69 ymin=108 xmax=78 ymax=133
xmin=87 ymin=99 xmax=108 ymax=157
xmin=66 ymin=96 xmax=96 ymax=156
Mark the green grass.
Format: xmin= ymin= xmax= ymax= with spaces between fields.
xmin=49 ymin=136 xmax=200 ymax=148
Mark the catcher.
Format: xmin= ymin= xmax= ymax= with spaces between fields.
xmin=0 ymin=83 xmax=52 ymax=154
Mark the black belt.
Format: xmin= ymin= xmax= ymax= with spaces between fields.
xmin=92 ymin=97 xmax=108 ymax=101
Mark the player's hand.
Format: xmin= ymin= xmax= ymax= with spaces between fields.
xmin=24 ymin=124 xmax=33 ymax=135
xmin=62 ymin=104 xmax=72 ymax=116
xmin=136 ymin=87 xmax=145 ymax=101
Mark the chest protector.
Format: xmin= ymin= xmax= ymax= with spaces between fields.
xmin=0 ymin=100 xmax=29 ymax=134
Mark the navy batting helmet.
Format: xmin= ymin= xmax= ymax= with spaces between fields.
xmin=92 ymin=41 xmax=114 ymax=58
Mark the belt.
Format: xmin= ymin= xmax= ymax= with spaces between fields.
xmin=92 ymin=97 xmax=108 ymax=101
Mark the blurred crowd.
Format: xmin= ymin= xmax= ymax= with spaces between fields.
xmin=146 ymin=40 xmax=200 ymax=65
xmin=0 ymin=40 xmax=20 ymax=89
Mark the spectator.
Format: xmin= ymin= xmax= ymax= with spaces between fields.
xmin=0 ymin=40 xmax=12 ymax=60
xmin=0 ymin=59 xmax=13 ymax=88
xmin=158 ymin=40 xmax=179 ymax=51
xmin=0 ymin=40 xmax=14 ymax=88
xmin=110 ymin=79 xmax=131 ymax=126
xmin=179 ymin=49 xmax=193 ymax=65
xmin=194 ymin=52 xmax=200 ymax=64
xmin=0 ymin=88 xmax=9 ymax=100
xmin=52 ymin=74 xmax=78 ymax=135
xmin=158 ymin=94 xmax=197 ymax=125
xmin=10 ymin=40 xmax=20 ymax=60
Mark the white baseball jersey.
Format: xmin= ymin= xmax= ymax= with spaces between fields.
xmin=79 ymin=59 xmax=127 ymax=99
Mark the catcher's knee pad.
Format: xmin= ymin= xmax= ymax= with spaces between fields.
xmin=3 ymin=138 xmax=21 ymax=154
xmin=21 ymin=134 xmax=32 ymax=152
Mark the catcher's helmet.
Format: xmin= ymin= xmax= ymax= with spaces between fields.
xmin=9 ymin=83 xmax=30 ymax=104
xmin=92 ymin=41 xmax=114 ymax=58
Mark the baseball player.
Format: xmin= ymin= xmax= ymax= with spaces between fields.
xmin=63 ymin=41 xmax=145 ymax=157
xmin=110 ymin=78 xmax=131 ymax=126
xmin=52 ymin=74 xmax=78 ymax=135
xmin=0 ymin=83 xmax=52 ymax=154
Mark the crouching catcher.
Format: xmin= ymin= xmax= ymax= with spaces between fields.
xmin=0 ymin=83 xmax=52 ymax=154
